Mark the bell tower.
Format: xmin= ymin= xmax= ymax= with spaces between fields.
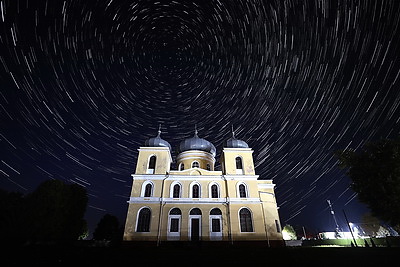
xmin=135 ymin=129 xmax=172 ymax=175
xmin=220 ymin=130 xmax=255 ymax=175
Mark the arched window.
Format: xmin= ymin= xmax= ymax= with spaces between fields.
xmin=147 ymin=155 xmax=156 ymax=174
xmin=173 ymin=184 xmax=181 ymax=198
xmin=168 ymin=208 xmax=182 ymax=235
xmin=192 ymin=161 xmax=199 ymax=168
xmin=190 ymin=208 xmax=202 ymax=215
xmin=239 ymin=184 xmax=247 ymax=198
xmin=192 ymin=184 xmax=200 ymax=198
xmin=210 ymin=208 xmax=222 ymax=238
xmin=211 ymin=184 xmax=219 ymax=198
xmin=235 ymin=157 xmax=243 ymax=174
xmin=239 ymin=208 xmax=253 ymax=232
xmin=210 ymin=208 xmax=222 ymax=215
xmin=170 ymin=208 xmax=182 ymax=215
xmin=206 ymin=164 xmax=211 ymax=171
xmin=136 ymin=207 xmax=151 ymax=232
xmin=235 ymin=157 xmax=243 ymax=169
xmin=144 ymin=183 xmax=152 ymax=197
xmin=179 ymin=163 xmax=184 ymax=171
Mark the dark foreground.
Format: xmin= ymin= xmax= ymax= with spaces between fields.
xmin=4 ymin=243 xmax=399 ymax=266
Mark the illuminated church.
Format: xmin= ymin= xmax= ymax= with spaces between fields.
xmin=123 ymin=128 xmax=283 ymax=246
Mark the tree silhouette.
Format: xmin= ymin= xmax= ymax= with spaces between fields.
xmin=336 ymin=138 xmax=400 ymax=230
xmin=93 ymin=214 xmax=120 ymax=241
xmin=26 ymin=179 xmax=88 ymax=241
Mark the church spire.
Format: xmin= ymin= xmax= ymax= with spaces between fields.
xmin=157 ymin=124 xmax=162 ymax=137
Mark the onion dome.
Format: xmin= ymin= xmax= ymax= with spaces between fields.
xmin=224 ymin=129 xmax=249 ymax=148
xmin=179 ymin=129 xmax=216 ymax=157
xmin=145 ymin=128 xmax=171 ymax=150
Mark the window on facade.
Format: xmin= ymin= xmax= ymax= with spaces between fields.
xmin=206 ymin=164 xmax=211 ymax=171
xmin=180 ymin=163 xmax=184 ymax=171
xmin=173 ymin=184 xmax=180 ymax=198
xmin=144 ymin=183 xmax=152 ymax=197
xmin=211 ymin=219 xmax=221 ymax=232
xmin=239 ymin=208 xmax=253 ymax=232
xmin=190 ymin=208 xmax=202 ymax=215
xmin=147 ymin=156 xmax=156 ymax=174
xmin=192 ymin=161 xmax=199 ymax=168
xmin=211 ymin=184 xmax=219 ymax=198
xmin=239 ymin=184 xmax=247 ymax=198
xmin=170 ymin=208 xmax=182 ymax=215
xmin=169 ymin=208 xmax=182 ymax=233
xmin=210 ymin=208 xmax=222 ymax=215
xmin=192 ymin=184 xmax=200 ymax=198
xmin=275 ymin=220 xmax=281 ymax=233
xmin=136 ymin=208 xmax=151 ymax=232
xmin=235 ymin=157 xmax=243 ymax=169
xmin=209 ymin=208 xmax=222 ymax=239
xmin=170 ymin=218 xmax=179 ymax=232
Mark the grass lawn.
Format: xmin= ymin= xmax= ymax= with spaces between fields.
xmin=4 ymin=244 xmax=399 ymax=266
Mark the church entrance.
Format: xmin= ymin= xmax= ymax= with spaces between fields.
xmin=189 ymin=208 xmax=202 ymax=241
xmin=190 ymin=218 xmax=200 ymax=241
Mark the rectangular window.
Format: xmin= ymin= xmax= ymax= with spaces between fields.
xmin=211 ymin=218 xmax=221 ymax=232
xmin=170 ymin=218 xmax=179 ymax=232
xmin=275 ymin=220 xmax=281 ymax=233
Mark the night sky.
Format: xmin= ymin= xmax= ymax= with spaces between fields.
xmin=1 ymin=0 xmax=400 ymax=236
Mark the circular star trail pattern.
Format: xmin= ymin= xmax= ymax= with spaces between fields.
xmin=1 ymin=0 xmax=400 ymax=233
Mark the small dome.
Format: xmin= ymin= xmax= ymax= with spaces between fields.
xmin=145 ymin=130 xmax=171 ymax=150
xmin=224 ymin=131 xmax=249 ymax=148
xmin=179 ymin=130 xmax=216 ymax=157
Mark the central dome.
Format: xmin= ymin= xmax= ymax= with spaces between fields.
xmin=178 ymin=130 xmax=216 ymax=157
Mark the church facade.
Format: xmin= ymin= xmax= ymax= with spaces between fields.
xmin=123 ymin=129 xmax=283 ymax=246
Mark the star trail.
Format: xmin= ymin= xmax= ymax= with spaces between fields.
xmin=1 ymin=0 xmax=400 ymax=235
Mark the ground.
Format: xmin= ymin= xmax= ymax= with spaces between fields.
xmin=4 ymin=244 xmax=399 ymax=266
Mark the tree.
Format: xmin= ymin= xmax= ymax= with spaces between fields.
xmin=360 ymin=213 xmax=381 ymax=237
xmin=282 ymin=224 xmax=297 ymax=240
xmin=335 ymin=138 xmax=400 ymax=229
xmin=26 ymin=179 xmax=88 ymax=241
xmin=0 ymin=189 xmax=25 ymax=242
xmin=93 ymin=214 xmax=120 ymax=241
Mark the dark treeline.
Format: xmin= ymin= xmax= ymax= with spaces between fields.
xmin=0 ymin=179 xmax=88 ymax=244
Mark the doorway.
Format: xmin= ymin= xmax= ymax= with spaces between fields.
xmin=189 ymin=208 xmax=202 ymax=241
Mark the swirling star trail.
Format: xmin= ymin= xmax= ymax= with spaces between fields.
xmin=1 ymin=0 xmax=400 ymax=234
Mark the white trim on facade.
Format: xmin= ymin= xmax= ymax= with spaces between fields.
xmin=257 ymin=183 xmax=276 ymax=189
xmin=223 ymin=175 xmax=259 ymax=180
xmin=238 ymin=207 xmax=255 ymax=233
xmin=208 ymin=181 xmax=221 ymax=198
xmin=170 ymin=181 xmax=182 ymax=198
xmin=128 ymin=197 xmax=261 ymax=204
xmin=189 ymin=181 xmax=202 ymax=198
xmin=135 ymin=206 xmax=152 ymax=233
xmin=236 ymin=181 xmax=249 ymax=198
xmin=140 ymin=180 xmax=154 ymax=197
xmin=132 ymin=174 xmax=167 ymax=180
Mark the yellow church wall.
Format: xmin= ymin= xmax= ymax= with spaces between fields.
xmin=124 ymin=135 xmax=283 ymax=245
xmin=221 ymin=148 xmax=255 ymax=175
xmin=135 ymin=147 xmax=171 ymax=174
xmin=262 ymin=203 xmax=283 ymax=240
xmin=128 ymin=175 xmax=166 ymax=198
xmin=161 ymin=178 xmax=226 ymax=199
xmin=176 ymin=150 xmax=215 ymax=171
xmin=224 ymin=177 xmax=260 ymax=199
xmin=227 ymin=203 xmax=267 ymax=241
xmin=156 ymin=203 xmax=229 ymax=242
xmin=123 ymin=202 xmax=161 ymax=241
